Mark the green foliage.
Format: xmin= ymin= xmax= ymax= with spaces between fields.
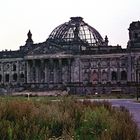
xmin=0 ymin=97 xmax=138 ymax=140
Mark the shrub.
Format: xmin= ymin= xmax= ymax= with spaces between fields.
xmin=0 ymin=97 xmax=138 ymax=140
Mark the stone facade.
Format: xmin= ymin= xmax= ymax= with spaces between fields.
xmin=0 ymin=17 xmax=140 ymax=94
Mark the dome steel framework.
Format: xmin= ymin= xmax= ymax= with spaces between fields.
xmin=48 ymin=17 xmax=104 ymax=47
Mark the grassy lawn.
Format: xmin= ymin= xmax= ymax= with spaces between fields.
xmin=0 ymin=92 xmax=137 ymax=103
xmin=82 ymin=93 xmax=136 ymax=99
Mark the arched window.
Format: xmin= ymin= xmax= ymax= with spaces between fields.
xmin=5 ymin=74 xmax=9 ymax=82
xmin=135 ymin=33 xmax=138 ymax=39
xmin=13 ymin=64 xmax=17 ymax=71
xmin=102 ymin=71 xmax=107 ymax=81
xmin=111 ymin=71 xmax=117 ymax=81
xmin=0 ymin=74 xmax=2 ymax=82
xmin=20 ymin=73 xmax=25 ymax=82
xmin=121 ymin=71 xmax=127 ymax=80
xmin=92 ymin=71 xmax=98 ymax=81
xmin=20 ymin=73 xmax=24 ymax=79
xmin=13 ymin=73 xmax=17 ymax=82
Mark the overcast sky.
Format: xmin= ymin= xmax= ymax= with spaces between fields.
xmin=0 ymin=0 xmax=140 ymax=50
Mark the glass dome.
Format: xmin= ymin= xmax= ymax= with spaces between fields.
xmin=48 ymin=17 xmax=104 ymax=47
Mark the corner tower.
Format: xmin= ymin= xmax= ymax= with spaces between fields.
xmin=128 ymin=21 xmax=140 ymax=49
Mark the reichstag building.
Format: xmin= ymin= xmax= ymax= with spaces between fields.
xmin=0 ymin=17 xmax=140 ymax=94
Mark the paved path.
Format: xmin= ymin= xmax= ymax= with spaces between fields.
xmin=108 ymin=99 xmax=140 ymax=129
xmin=89 ymin=99 xmax=140 ymax=129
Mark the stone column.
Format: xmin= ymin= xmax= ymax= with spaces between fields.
xmin=26 ymin=60 xmax=30 ymax=83
xmin=117 ymin=69 xmax=120 ymax=82
xmin=55 ymin=60 xmax=58 ymax=84
xmin=108 ymin=59 xmax=111 ymax=82
xmin=9 ymin=63 xmax=12 ymax=84
xmin=49 ymin=59 xmax=54 ymax=83
xmin=41 ymin=59 xmax=45 ymax=83
xmin=73 ymin=58 xmax=80 ymax=83
xmin=32 ymin=59 xmax=35 ymax=83
xmin=58 ymin=59 xmax=62 ymax=83
xmin=98 ymin=60 xmax=101 ymax=83
xmin=36 ymin=59 xmax=41 ymax=83
xmin=68 ymin=59 xmax=71 ymax=83
xmin=35 ymin=60 xmax=39 ymax=83
xmin=44 ymin=59 xmax=47 ymax=83
xmin=117 ymin=59 xmax=120 ymax=81
xmin=17 ymin=61 xmax=20 ymax=84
